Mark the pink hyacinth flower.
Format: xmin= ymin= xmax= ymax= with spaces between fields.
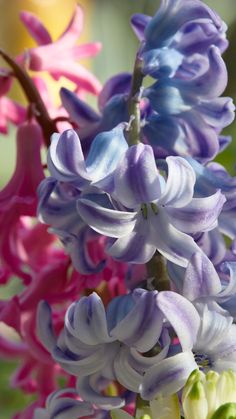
xmin=0 ymin=74 xmax=26 ymax=133
xmin=0 ymin=123 xmax=44 ymax=282
xmin=19 ymin=6 xmax=102 ymax=95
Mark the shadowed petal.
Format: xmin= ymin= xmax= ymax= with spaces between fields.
xmin=130 ymin=13 xmax=151 ymax=41
xmin=110 ymin=290 xmax=163 ymax=352
xmin=114 ymin=144 xmax=162 ymax=208
xmin=150 ymin=208 xmax=200 ymax=267
xmin=107 ymin=231 xmax=156 ymax=264
xmin=76 ymin=375 xmax=125 ymax=409
xmin=76 ymin=196 xmax=137 ymax=238
xmin=37 ymin=301 xmax=57 ymax=352
xmin=114 ymin=346 xmax=143 ymax=392
xmin=141 ymin=351 xmax=197 ymax=399
xmin=47 ymin=130 xmax=90 ymax=185
xmin=60 ymin=88 xmax=100 ymax=126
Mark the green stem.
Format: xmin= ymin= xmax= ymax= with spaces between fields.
xmin=0 ymin=49 xmax=57 ymax=147
xmin=127 ymin=55 xmax=144 ymax=146
xmin=146 ymin=251 xmax=170 ymax=291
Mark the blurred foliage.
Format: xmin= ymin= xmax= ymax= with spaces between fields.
xmin=0 ymin=0 xmax=236 ymax=416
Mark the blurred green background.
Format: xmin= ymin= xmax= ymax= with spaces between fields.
xmin=0 ymin=0 xmax=236 ymax=417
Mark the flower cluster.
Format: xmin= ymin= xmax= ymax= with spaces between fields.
xmin=0 ymin=0 xmax=236 ymax=418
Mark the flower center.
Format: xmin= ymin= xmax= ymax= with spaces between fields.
xmin=141 ymin=203 xmax=158 ymax=219
xmin=194 ymin=351 xmax=212 ymax=371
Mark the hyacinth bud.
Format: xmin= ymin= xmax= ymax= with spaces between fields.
xmin=182 ymin=369 xmax=236 ymax=419
xmin=211 ymin=403 xmax=236 ymax=419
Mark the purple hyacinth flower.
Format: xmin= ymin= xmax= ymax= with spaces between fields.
xmin=77 ymin=144 xmax=225 ymax=266
xmin=37 ymin=289 xmax=199 ymax=408
xmin=46 ymin=125 xmax=128 ymax=189
xmin=141 ymin=301 xmax=236 ymax=400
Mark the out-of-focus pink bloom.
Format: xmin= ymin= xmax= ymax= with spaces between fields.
xmin=0 ymin=74 xmax=26 ymax=133
xmin=0 ymin=123 xmax=44 ymax=281
xmin=20 ymin=6 xmax=102 ymax=95
xmin=32 ymin=77 xmax=71 ymax=132
xmin=0 ymin=122 xmax=44 ymax=214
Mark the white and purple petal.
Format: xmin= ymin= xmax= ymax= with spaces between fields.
xmin=166 ymin=190 xmax=226 ymax=234
xmin=66 ymin=293 xmax=112 ymax=345
xmin=76 ymin=195 xmax=137 ymax=238
xmin=114 ymin=143 xmax=162 ymax=208
xmin=158 ymin=157 xmax=195 ymax=208
xmin=183 ymin=252 xmax=221 ymax=301
xmin=150 ymin=208 xmax=200 ymax=267
xmin=76 ymin=375 xmax=125 ymax=409
xmin=157 ymin=291 xmax=200 ymax=351
xmin=47 ymin=130 xmax=90 ymax=186
xmin=110 ymin=290 xmax=163 ymax=352
xmin=86 ymin=126 xmax=128 ymax=183
xmin=141 ymin=351 xmax=197 ymax=399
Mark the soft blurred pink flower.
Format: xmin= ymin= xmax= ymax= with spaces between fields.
xmin=20 ymin=6 xmax=102 ymax=95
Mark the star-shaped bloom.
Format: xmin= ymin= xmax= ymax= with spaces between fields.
xmin=77 ymin=144 xmax=225 ymax=266
xmin=37 ymin=289 xmax=199 ymax=409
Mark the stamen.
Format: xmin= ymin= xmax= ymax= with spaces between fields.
xmin=151 ymin=203 xmax=158 ymax=215
xmin=141 ymin=203 xmax=148 ymax=219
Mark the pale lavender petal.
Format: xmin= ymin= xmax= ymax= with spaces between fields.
xmin=219 ymin=262 xmax=236 ymax=298
xmin=219 ymin=210 xmax=236 ymax=239
xmin=37 ymin=178 xmax=83 ymax=234
xmin=178 ymin=46 xmax=227 ymax=99
xmin=107 ymin=231 xmax=156 ymax=264
xmin=76 ymin=197 xmax=137 ymax=238
xmin=157 ymin=291 xmax=200 ymax=350
xmin=141 ymin=351 xmax=197 ymax=400
xmin=86 ymin=126 xmax=128 ymax=183
xmin=197 ymin=97 xmax=235 ymax=129
xmin=48 ymin=396 xmax=94 ymax=419
xmin=129 ymin=331 xmax=171 ymax=372
xmin=183 ymin=252 xmax=221 ymax=301
xmin=195 ymin=229 xmax=226 ymax=266
xmin=212 ymin=324 xmax=236 ymax=365
xmin=68 ymin=294 xmax=112 ymax=345
xmin=37 ymin=301 xmax=57 ymax=352
xmin=113 ymin=346 xmax=143 ymax=392
xmin=167 ymin=190 xmax=226 ymax=234
xmin=76 ymin=375 xmax=125 ymax=409
xmin=114 ymin=144 xmax=162 ymax=208
xmin=150 ymin=208 xmax=200 ymax=267
xmin=195 ymin=305 xmax=233 ymax=352
xmin=158 ymin=157 xmax=195 ymax=208
xmin=110 ymin=290 xmax=163 ymax=352
xmin=47 ymin=130 xmax=90 ymax=185
xmin=52 ymin=345 xmax=106 ymax=377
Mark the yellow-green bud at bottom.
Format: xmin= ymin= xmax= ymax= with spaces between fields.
xmin=210 ymin=403 xmax=236 ymax=419
xmin=182 ymin=369 xmax=236 ymax=419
